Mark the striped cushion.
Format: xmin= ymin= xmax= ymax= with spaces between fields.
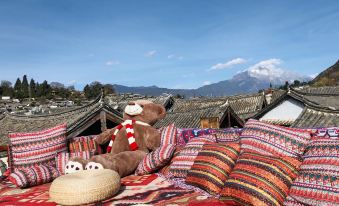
xmin=135 ymin=144 xmax=176 ymax=175
xmin=159 ymin=146 xmax=184 ymax=176
xmin=168 ymin=137 xmax=215 ymax=178
xmin=240 ymin=119 xmax=311 ymax=157
xmin=160 ymin=123 xmax=177 ymax=145
xmin=285 ymin=127 xmax=339 ymax=206
xmin=9 ymin=165 xmax=60 ymax=188
xmin=220 ymin=152 xmax=302 ymax=206
xmin=69 ymin=135 xmax=102 ymax=155
xmin=56 ymin=151 xmax=93 ymax=175
xmin=186 ymin=143 xmax=240 ymax=195
xmin=213 ymin=128 xmax=242 ymax=143
xmin=135 ymin=124 xmax=177 ymax=175
xmin=8 ymin=124 xmax=67 ymax=172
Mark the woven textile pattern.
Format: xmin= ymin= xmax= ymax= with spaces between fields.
xmin=135 ymin=124 xmax=177 ymax=175
xmin=169 ymin=137 xmax=215 ymax=178
xmin=135 ymin=144 xmax=176 ymax=175
xmin=186 ymin=143 xmax=240 ymax=195
xmin=160 ymin=123 xmax=177 ymax=145
xmin=213 ymin=128 xmax=242 ymax=143
xmin=68 ymin=135 xmax=101 ymax=154
xmin=176 ymin=128 xmax=216 ymax=145
xmin=55 ymin=151 xmax=93 ymax=175
xmin=240 ymin=119 xmax=310 ymax=157
xmin=220 ymin=152 xmax=302 ymax=206
xmin=8 ymin=124 xmax=67 ymax=172
xmin=285 ymin=128 xmax=339 ymax=206
xmin=9 ymin=165 xmax=60 ymax=188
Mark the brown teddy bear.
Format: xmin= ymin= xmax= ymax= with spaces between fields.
xmin=65 ymin=100 xmax=166 ymax=177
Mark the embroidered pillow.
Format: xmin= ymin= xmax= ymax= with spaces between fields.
xmin=9 ymin=165 xmax=60 ymax=188
xmin=160 ymin=123 xmax=177 ymax=145
xmin=213 ymin=128 xmax=242 ymax=143
xmin=285 ymin=127 xmax=339 ymax=206
xmin=135 ymin=124 xmax=177 ymax=175
xmin=176 ymin=128 xmax=216 ymax=145
xmin=159 ymin=146 xmax=184 ymax=177
xmin=168 ymin=137 xmax=215 ymax=178
xmin=8 ymin=124 xmax=67 ymax=172
xmin=135 ymin=144 xmax=176 ymax=175
xmin=69 ymin=135 xmax=102 ymax=155
xmin=55 ymin=151 xmax=93 ymax=175
xmin=220 ymin=152 xmax=302 ymax=206
xmin=240 ymin=119 xmax=311 ymax=157
xmin=186 ymin=143 xmax=240 ymax=195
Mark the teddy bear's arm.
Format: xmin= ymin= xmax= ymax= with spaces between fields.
xmin=95 ymin=128 xmax=114 ymax=145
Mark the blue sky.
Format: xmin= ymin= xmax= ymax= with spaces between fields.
xmin=0 ymin=0 xmax=339 ymax=90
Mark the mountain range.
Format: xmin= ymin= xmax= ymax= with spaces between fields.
xmin=114 ymin=60 xmax=317 ymax=97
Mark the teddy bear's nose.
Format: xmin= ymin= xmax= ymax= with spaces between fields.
xmin=128 ymin=102 xmax=135 ymax=106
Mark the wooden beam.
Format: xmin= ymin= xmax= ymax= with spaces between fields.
xmin=100 ymin=111 xmax=107 ymax=132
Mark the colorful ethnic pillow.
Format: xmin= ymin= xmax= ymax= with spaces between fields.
xmin=186 ymin=142 xmax=240 ymax=195
xmin=135 ymin=124 xmax=177 ymax=175
xmin=176 ymin=128 xmax=216 ymax=145
xmin=284 ymin=127 xmax=339 ymax=206
xmin=168 ymin=137 xmax=215 ymax=178
xmin=160 ymin=123 xmax=177 ymax=145
xmin=135 ymin=144 xmax=176 ymax=175
xmin=9 ymin=165 xmax=60 ymax=188
xmin=213 ymin=128 xmax=242 ymax=143
xmin=55 ymin=151 xmax=93 ymax=175
xmin=8 ymin=124 xmax=67 ymax=172
xmin=240 ymin=119 xmax=311 ymax=157
xmin=68 ymin=135 xmax=102 ymax=155
xmin=220 ymin=152 xmax=302 ymax=206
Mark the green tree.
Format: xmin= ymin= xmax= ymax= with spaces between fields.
xmin=14 ymin=78 xmax=22 ymax=99
xmin=22 ymin=75 xmax=29 ymax=98
xmin=1 ymin=80 xmax=13 ymax=97
xmin=29 ymin=78 xmax=36 ymax=98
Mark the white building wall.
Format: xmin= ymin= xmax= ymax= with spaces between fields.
xmin=260 ymin=99 xmax=304 ymax=122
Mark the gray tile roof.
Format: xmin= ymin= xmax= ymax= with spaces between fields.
xmin=154 ymin=93 xmax=265 ymax=128
xmin=292 ymin=106 xmax=339 ymax=128
xmin=0 ymin=95 xmax=123 ymax=146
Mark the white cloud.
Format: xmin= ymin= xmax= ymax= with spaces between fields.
xmin=105 ymin=60 xmax=120 ymax=66
xmin=145 ymin=50 xmax=157 ymax=57
xmin=209 ymin=58 xmax=246 ymax=71
xmin=168 ymin=54 xmax=183 ymax=60
xmin=247 ymin=58 xmax=310 ymax=83
xmin=203 ymin=81 xmax=211 ymax=86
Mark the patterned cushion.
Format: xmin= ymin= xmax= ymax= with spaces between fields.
xmin=135 ymin=144 xmax=176 ymax=175
xmin=240 ymin=119 xmax=311 ymax=157
xmin=135 ymin=124 xmax=177 ymax=175
xmin=220 ymin=152 xmax=302 ymax=206
xmin=69 ymin=135 xmax=102 ymax=155
xmin=285 ymin=127 xmax=339 ymax=206
xmin=9 ymin=165 xmax=60 ymax=188
xmin=159 ymin=146 xmax=184 ymax=176
xmin=168 ymin=137 xmax=215 ymax=178
xmin=186 ymin=143 xmax=240 ymax=195
xmin=160 ymin=123 xmax=177 ymax=145
xmin=213 ymin=128 xmax=242 ymax=143
xmin=8 ymin=124 xmax=67 ymax=172
xmin=55 ymin=151 xmax=93 ymax=175
xmin=176 ymin=128 xmax=216 ymax=145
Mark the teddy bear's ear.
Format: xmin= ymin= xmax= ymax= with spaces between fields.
xmin=157 ymin=104 xmax=166 ymax=120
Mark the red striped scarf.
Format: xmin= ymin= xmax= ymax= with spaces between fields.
xmin=107 ymin=120 xmax=149 ymax=153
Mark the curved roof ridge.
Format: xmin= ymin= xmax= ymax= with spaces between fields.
xmin=6 ymin=93 xmax=103 ymax=119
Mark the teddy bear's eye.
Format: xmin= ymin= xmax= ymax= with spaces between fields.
xmin=140 ymin=105 xmax=144 ymax=108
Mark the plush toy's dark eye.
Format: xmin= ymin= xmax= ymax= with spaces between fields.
xmin=140 ymin=105 xmax=144 ymax=108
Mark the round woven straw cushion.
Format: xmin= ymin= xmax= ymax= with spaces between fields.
xmin=49 ymin=169 xmax=120 ymax=205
